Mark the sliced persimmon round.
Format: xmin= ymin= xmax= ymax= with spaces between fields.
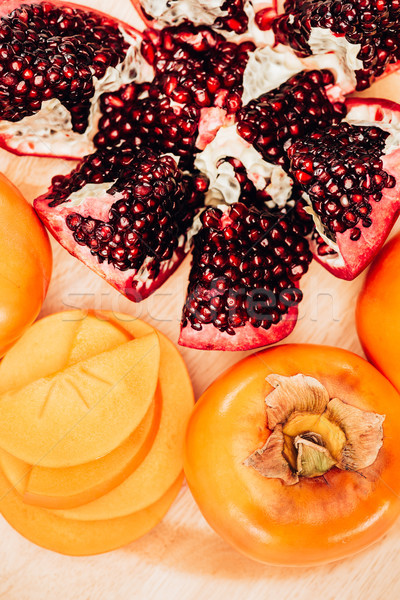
xmin=0 ymin=466 xmax=183 ymax=556
xmin=0 ymin=312 xmax=162 ymax=506
xmin=0 ymin=388 xmax=161 ymax=509
xmin=26 ymin=392 xmax=161 ymax=508
xmin=0 ymin=311 xmax=136 ymax=394
xmin=0 ymin=333 xmax=160 ymax=467
xmin=53 ymin=333 xmax=194 ymax=520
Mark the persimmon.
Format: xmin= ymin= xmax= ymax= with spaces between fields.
xmin=356 ymin=233 xmax=400 ymax=392
xmin=184 ymin=344 xmax=400 ymax=566
xmin=0 ymin=174 xmax=52 ymax=357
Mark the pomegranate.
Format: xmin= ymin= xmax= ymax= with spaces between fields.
xmin=179 ymin=202 xmax=312 ymax=351
xmin=130 ymin=0 xmax=277 ymax=38
xmin=287 ymin=98 xmax=400 ymax=280
xmin=18 ymin=0 xmax=400 ymax=350
xmin=236 ymin=69 xmax=347 ymax=168
xmin=179 ymin=122 xmax=313 ymax=351
xmin=272 ymin=0 xmax=400 ymax=91
xmin=0 ymin=0 xmax=152 ymax=159
xmin=34 ymin=145 xmax=208 ymax=300
xmin=94 ymin=24 xmax=262 ymax=161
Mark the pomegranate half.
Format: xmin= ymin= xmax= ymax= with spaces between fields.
xmin=179 ymin=202 xmax=312 ymax=351
xmin=272 ymin=0 xmax=400 ymax=92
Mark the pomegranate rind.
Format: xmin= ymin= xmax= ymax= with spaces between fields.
xmin=311 ymin=98 xmax=400 ymax=280
xmin=34 ymin=191 xmax=187 ymax=302
xmin=179 ymin=306 xmax=298 ymax=351
xmin=0 ymin=132 xmax=94 ymax=162
xmin=312 ymin=164 xmax=400 ymax=280
xmin=130 ymin=0 xmax=156 ymax=29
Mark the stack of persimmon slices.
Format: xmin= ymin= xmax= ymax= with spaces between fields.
xmin=0 ymin=311 xmax=194 ymax=555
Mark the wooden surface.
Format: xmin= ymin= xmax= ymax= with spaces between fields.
xmin=1 ymin=1 xmax=400 ymax=598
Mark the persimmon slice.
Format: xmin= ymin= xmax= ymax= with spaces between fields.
xmin=0 ymin=467 xmax=183 ymax=556
xmin=0 ymin=333 xmax=160 ymax=467
xmin=0 ymin=311 xmax=134 ymax=394
xmin=0 ymin=387 xmax=161 ymax=509
xmin=53 ymin=333 xmax=194 ymax=520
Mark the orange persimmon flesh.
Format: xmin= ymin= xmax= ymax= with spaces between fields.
xmin=53 ymin=331 xmax=194 ymax=520
xmin=0 ymin=312 xmax=190 ymax=509
xmin=0 ymin=313 xmax=159 ymax=507
xmin=0 ymin=392 xmax=161 ymax=509
xmin=0 ymin=311 xmax=138 ymax=393
xmin=0 ymin=333 xmax=160 ymax=467
xmin=0 ymin=310 xmax=192 ymax=554
xmin=184 ymin=344 xmax=400 ymax=566
xmin=0 ymin=466 xmax=183 ymax=556
xmin=0 ymin=174 xmax=52 ymax=357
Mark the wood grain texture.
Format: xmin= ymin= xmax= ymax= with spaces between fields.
xmin=1 ymin=1 xmax=400 ymax=597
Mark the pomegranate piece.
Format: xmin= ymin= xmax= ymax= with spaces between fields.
xmin=236 ymin=69 xmax=347 ymax=168
xmin=287 ymin=98 xmax=400 ymax=280
xmin=141 ymin=24 xmax=256 ymax=116
xmin=0 ymin=0 xmax=151 ymax=159
xmin=34 ymin=145 xmax=208 ymax=301
xmin=179 ymin=203 xmax=312 ymax=351
xmin=272 ymin=0 xmax=400 ymax=91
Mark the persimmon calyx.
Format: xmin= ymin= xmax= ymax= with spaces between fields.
xmin=245 ymin=374 xmax=385 ymax=485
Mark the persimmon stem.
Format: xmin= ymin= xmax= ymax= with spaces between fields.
xmin=246 ymin=374 xmax=384 ymax=486
xmin=295 ymin=434 xmax=336 ymax=478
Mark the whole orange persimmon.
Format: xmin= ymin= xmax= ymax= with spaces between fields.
xmin=356 ymin=233 xmax=400 ymax=392
xmin=184 ymin=345 xmax=400 ymax=566
xmin=0 ymin=174 xmax=52 ymax=357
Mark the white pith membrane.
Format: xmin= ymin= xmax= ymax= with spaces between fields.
xmin=303 ymin=102 xmax=400 ymax=255
xmin=245 ymin=374 xmax=385 ymax=485
xmin=194 ymin=125 xmax=294 ymax=209
xmin=137 ymin=0 xmax=273 ymax=41
xmin=242 ymin=41 xmax=355 ymax=107
xmin=0 ymin=27 xmax=153 ymax=159
xmin=140 ymin=0 xmax=231 ymax=26
xmin=307 ymin=27 xmax=363 ymax=95
xmin=242 ymin=45 xmax=306 ymax=104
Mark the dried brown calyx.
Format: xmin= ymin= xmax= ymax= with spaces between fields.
xmin=245 ymin=374 xmax=385 ymax=485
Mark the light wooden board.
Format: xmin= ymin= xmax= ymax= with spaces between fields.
xmin=1 ymin=1 xmax=400 ymax=598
